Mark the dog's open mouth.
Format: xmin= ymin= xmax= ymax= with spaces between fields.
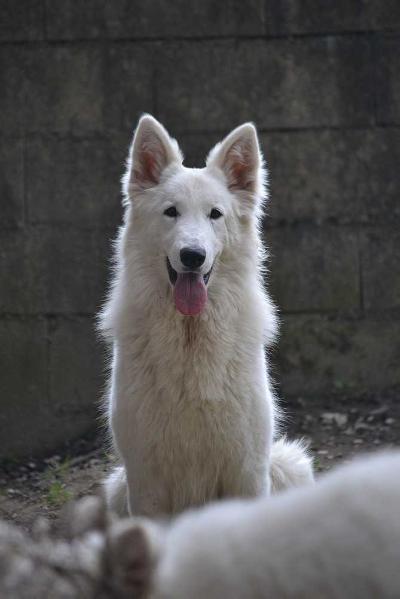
xmin=167 ymin=258 xmax=212 ymax=316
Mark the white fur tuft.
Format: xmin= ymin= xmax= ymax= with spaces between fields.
xmin=103 ymin=465 xmax=128 ymax=517
xmin=270 ymin=437 xmax=314 ymax=493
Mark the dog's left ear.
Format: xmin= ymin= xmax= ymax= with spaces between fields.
xmin=206 ymin=123 xmax=265 ymax=210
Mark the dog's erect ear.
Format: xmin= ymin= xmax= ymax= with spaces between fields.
xmin=108 ymin=519 xmax=163 ymax=597
xmin=124 ymin=114 xmax=183 ymax=199
xmin=206 ymin=123 xmax=265 ymax=208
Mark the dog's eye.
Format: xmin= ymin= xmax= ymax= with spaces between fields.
xmin=210 ymin=208 xmax=223 ymax=220
xmin=164 ymin=206 xmax=179 ymax=218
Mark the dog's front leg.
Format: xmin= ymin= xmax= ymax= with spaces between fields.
xmin=111 ymin=418 xmax=170 ymax=516
xmin=125 ymin=462 xmax=170 ymax=517
xmin=220 ymin=458 xmax=270 ymax=500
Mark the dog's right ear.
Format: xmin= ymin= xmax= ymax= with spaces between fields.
xmin=123 ymin=115 xmax=183 ymax=199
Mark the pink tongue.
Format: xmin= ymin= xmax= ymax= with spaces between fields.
xmin=173 ymin=272 xmax=207 ymax=316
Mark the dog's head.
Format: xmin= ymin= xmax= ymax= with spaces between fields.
xmin=123 ymin=115 xmax=266 ymax=316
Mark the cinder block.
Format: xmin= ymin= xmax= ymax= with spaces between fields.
xmin=264 ymin=2 xmax=400 ymax=35
xmin=369 ymin=2 xmax=400 ymax=30
xmin=0 ymin=231 xmax=44 ymax=313
xmin=274 ymin=315 xmax=400 ymax=398
xmin=266 ymin=227 xmax=360 ymax=312
xmin=262 ymin=128 xmax=400 ymax=225
xmin=360 ymin=229 xmax=400 ymax=310
xmin=101 ymin=45 xmax=155 ymax=134
xmin=264 ymin=1 xmax=370 ymax=35
xmin=45 ymin=0 xmax=265 ymax=40
xmin=0 ymin=229 xmax=113 ymax=315
xmin=0 ymin=317 xmax=104 ymax=460
xmin=0 ymin=137 xmax=24 ymax=227
xmin=48 ymin=316 xmax=103 ymax=440
xmin=26 ymin=137 xmax=124 ymax=226
xmin=156 ymin=37 xmax=374 ymax=132
xmin=0 ymin=318 xmax=48 ymax=459
xmin=34 ymin=228 xmax=113 ymax=314
xmin=376 ymin=35 xmax=400 ymax=125
xmin=23 ymin=45 xmax=153 ymax=135
xmin=24 ymin=46 xmax=104 ymax=135
xmin=0 ymin=0 xmax=43 ymax=41
xmin=234 ymin=0 xmax=266 ymax=36
xmin=0 ymin=48 xmax=26 ymax=136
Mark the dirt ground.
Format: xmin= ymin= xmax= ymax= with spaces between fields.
xmin=1 ymin=391 xmax=399 ymax=531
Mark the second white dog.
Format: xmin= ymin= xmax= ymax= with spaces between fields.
xmin=100 ymin=115 xmax=313 ymax=517
xmin=112 ymin=451 xmax=400 ymax=598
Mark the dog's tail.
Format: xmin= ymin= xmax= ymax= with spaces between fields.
xmin=270 ymin=437 xmax=314 ymax=494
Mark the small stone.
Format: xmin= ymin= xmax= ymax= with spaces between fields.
xmin=370 ymin=406 xmax=388 ymax=416
xmin=385 ymin=417 xmax=395 ymax=425
xmin=344 ymin=427 xmax=354 ymax=435
xmin=354 ymin=421 xmax=371 ymax=431
xmin=44 ymin=454 xmax=61 ymax=465
xmin=321 ymin=412 xmax=348 ymax=427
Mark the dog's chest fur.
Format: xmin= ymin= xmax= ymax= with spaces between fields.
xmin=110 ymin=291 xmax=272 ymax=510
xmin=114 ymin=297 xmax=266 ymax=422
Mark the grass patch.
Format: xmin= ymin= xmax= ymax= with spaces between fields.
xmin=43 ymin=458 xmax=73 ymax=507
xmin=46 ymin=480 xmax=72 ymax=506
xmin=313 ymin=455 xmax=323 ymax=472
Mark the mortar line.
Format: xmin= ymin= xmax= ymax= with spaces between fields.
xmin=4 ymin=124 xmax=400 ymax=143
xmin=0 ymin=29 xmax=399 ymax=47
xmin=21 ymin=135 xmax=27 ymax=227
xmin=358 ymin=230 xmax=365 ymax=315
xmin=1 ymin=309 xmax=399 ymax=321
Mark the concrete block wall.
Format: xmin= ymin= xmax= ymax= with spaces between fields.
xmin=1 ymin=1 xmax=399 ymax=458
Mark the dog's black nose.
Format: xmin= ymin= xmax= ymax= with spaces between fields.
xmin=180 ymin=247 xmax=206 ymax=269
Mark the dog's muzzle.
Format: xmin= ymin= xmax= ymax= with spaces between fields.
xmin=166 ymin=257 xmax=212 ymax=286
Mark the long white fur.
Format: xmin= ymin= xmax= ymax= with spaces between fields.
xmin=99 ymin=115 xmax=313 ymax=517
xmin=128 ymin=451 xmax=400 ymax=599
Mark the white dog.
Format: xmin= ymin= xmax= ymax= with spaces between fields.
xmin=100 ymin=115 xmax=313 ymax=517
xmin=110 ymin=451 xmax=400 ymax=599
